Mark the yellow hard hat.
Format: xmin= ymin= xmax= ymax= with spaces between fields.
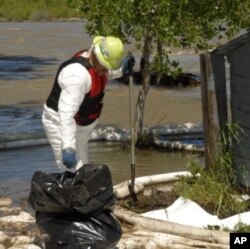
xmin=93 ymin=36 xmax=124 ymax=70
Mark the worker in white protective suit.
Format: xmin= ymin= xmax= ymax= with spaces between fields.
xmin=42 ymin=36 xmax=133 ymax=170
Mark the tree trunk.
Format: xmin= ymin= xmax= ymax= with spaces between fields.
xmin=156 ymin=40 xmax=163 ymax=86
xmin=134 ymin=33 xmax=152 ymax=139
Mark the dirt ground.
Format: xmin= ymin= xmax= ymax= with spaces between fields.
xmin=117 ymin=189 xmax=178 ymax=214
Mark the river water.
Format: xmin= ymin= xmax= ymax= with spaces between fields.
xmin=0 ymin=21 xmax=203 ymax=203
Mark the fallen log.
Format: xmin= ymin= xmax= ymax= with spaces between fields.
xmin=119 ymin=228 xmax=229 ymax=249
xmin=114 ymin=206 xmax=229 ymax=246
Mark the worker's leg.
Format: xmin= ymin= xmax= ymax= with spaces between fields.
xmin=75 ymin=120 xmax=98 ymax=170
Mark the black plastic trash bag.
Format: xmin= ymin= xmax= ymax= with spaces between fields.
xmin=28 ymin=164 xmax=116 ymax=215
xmin=36 ymin=209 xmax=122 ymax=249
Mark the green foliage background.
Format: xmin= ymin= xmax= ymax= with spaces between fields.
xmin=0 ymin=0 xmax=82 ymax=21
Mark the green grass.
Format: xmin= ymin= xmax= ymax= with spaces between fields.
xmin=174 ymin=159 xmax=248 ymax=218
xmin=0 ymin=0 xmax=82 ymax=21
xmin=173 ymin=123 xmax=250 ymax=231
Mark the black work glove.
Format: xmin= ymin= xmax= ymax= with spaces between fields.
xmin=122 ymin=55 xmax=135 ymax=75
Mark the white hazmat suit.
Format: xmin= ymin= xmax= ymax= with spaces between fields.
xmin=42 ymin=49 xmax=123 ymax=170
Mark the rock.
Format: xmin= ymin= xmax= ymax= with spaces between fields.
xmin=8 ymin=246 xmax=41 ymax=249
xmin=27 ymin=245 xmax=41 ymax=249
xmin=0 ymin=197 xmax=12 ymax=207
xmin=0 ymin=207 xmax=22 ymax=216
xmin=0 ymin=211 xmax=35 ymax=223
xmin=0 ymin=231 xmax=10 ymax=247
xmin=0 ymin=195 xmax=41 ymax=249
xmin=11 ymin=236 xmax=34 ymax=245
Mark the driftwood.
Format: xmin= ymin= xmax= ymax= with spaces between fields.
xmin=114 ymin=206 xmax=229 ymax=248
xmin=119 ymin=228 xmax=229 ymax=249
xmin=113 ymin=171 xmax=193 ymax=199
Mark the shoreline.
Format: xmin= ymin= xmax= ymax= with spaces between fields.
xmin=0 ymin=17 xmax=84 ymax=23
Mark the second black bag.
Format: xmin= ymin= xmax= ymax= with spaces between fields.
xmin=36 ymin=209 xmax=122 ymax=249
xmin=28 ymin=164 xmax=116 ymax=215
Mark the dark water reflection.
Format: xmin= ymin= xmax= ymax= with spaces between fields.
xmin=0 ymin=55 xmax=58 ymax=80
xmin=0 ymin=105 xmax=44 ymax=142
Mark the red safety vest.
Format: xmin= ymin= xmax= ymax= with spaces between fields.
xmin=46 ymin=51 xmax=107 ymax=126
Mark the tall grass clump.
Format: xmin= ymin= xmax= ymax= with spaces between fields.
xmin=0 ymin=0 xmax=34 ymax=21
xmin=173 ymin=122 xmax=249 ymax=219
xmin=0 ymin=0 xmax=81 ymax=21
